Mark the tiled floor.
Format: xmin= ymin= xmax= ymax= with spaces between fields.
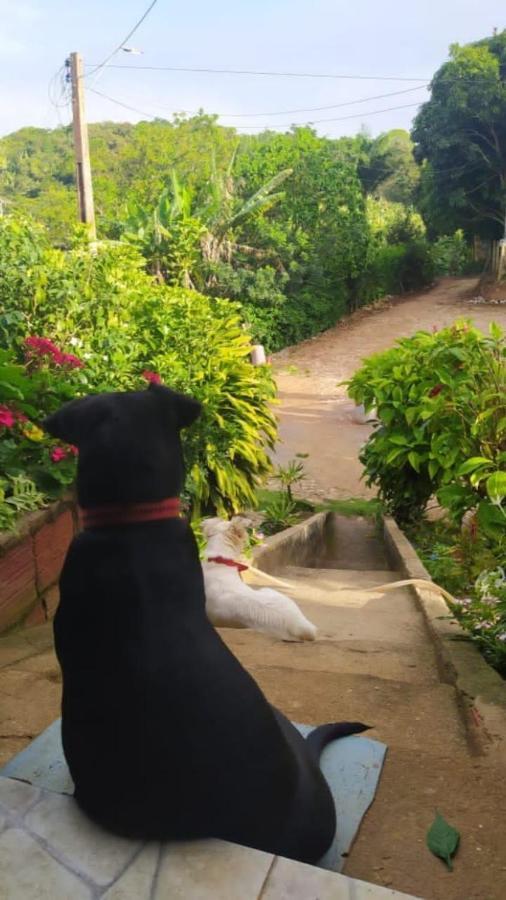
xmin=0 ymin=775 xmax=421 ymax=899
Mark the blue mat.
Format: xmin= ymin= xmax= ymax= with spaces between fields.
xmin=0 ymin=719 xmax=387 ymax=872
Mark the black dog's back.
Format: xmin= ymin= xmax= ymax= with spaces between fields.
xmin=55 ymin=519 xmax=301 ymax=846
xmin=46 ymin=385 xmax=368 ymax=863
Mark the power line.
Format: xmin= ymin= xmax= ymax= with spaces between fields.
xmin=85 ymin=63 xmax=429 ymax=83
xmin=86 ymin=1 xmax=159 ymax=78
xmin=236 ymin=101 xmax=424 ymax=130
xmin=91 ymin=83 xmax=427 ymax=120
xmin=190 ymin=85 xmax=428 ymax=118
xmin=83 ymin=63 xmax=506 ymax=88
xmin=88 ymin=87 xmax=158 ymax=119
xmin=88 ymin=87 xmax=424 ymax=130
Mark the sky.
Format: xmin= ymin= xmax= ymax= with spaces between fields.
xmin=0 ymin=0 xmax=504 ymax=140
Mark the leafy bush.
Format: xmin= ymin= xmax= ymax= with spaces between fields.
xmin=357 ymin=200 xmax=433 ymax=305
xmin=347 ymin=321 xmax=506 ymax=536
xmin=366 ymin=197 xmax=425 ymax=245
xmin=430 ymin=231 xmax=473 ymax=276
xmin=0 ymin=215 xmax=277 ymax=524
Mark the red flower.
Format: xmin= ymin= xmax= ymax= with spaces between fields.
xmin=50 ymin=447 xmax=67 ymax=463
xmin=58 ymin=353 xmax=84 ymax=369
xmin=69 ymin=445 xmax=79 ymax=456
xmin=24 ymin=336 xmax=84 ymax=369
xmin=142 ymin=370 xmax=162 ymax=385
xmin=428 ymin=384 xmax=444 ymax=398
xmin=25 ymin=336 xmax=61 ymax=359
xmin=0 ymin=405 xmax=15 ymax=428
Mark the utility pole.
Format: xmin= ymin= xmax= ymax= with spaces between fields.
xmin=68 ymin=53 xmax=96 ymax=239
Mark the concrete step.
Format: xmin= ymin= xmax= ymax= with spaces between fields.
xmin=224 ymin=663 xmax=468 ymax=758
xmin=238 ymin=566 xmax=439 ymax=685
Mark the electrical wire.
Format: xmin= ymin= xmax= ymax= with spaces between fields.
xmin=86 ymin=1 xmax=159 ymax=78
xmin=144 ymin=84 xmax=428 ymax=119
xmin=85 ymin=63 xmax=429 ymax=83
xmin=88 ymin=87 xmax=423 ymax=130
xmin=48 ymin=64 xmax=71 ymax=110
xmin=235 ymin=101 xmax=424 ymax=130
xmin=47 ymin=63 xmax=73 ymax=129
xmin=87 ymin=87 xmax=158 ymax=119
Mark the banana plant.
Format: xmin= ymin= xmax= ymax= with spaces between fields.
xmin=120 ymin=150 xmax=292 ymax=287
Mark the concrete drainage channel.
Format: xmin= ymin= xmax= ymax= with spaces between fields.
xmin=383 ymin=517 xmax=506 ymax=758
xmin=252 ymin=511 xmax=506 ymax=758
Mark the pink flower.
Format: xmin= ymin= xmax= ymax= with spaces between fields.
xmin=25 ymin=336 xmax=61 ymax=359
xmin=24 ymin=336 xmax=84 ymax=369
xmin=50 ymin=447 xmax=67 ymax=463
xmin=69 ymin=445 xmax=79 ymax=456
xmin=142 ymin=370 xmax=162 ymax=385
xmin=0 ymin=405 xmax=15 ymax=428
xmin=58 ymin=353 xmax=84 ymax=369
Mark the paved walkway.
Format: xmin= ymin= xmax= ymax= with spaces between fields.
xmin=0 ymin=774 xmax=421 ymax=899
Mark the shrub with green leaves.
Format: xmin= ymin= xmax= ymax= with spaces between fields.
xmin=429 ymin=230 xmax=473 ymax=276
xmin=357 ymin=199 xmax=434 ymax=304
xmin=0 ymin=214 xmax=277 ymax=525
xmin=347 ymin=321 xmax=506 ymax=540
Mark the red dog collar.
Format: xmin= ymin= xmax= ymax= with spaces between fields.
xmin=80 ymin=497 xmax=181 ymax=529
xmin=207 ymin=555 xmax=249 ymax=573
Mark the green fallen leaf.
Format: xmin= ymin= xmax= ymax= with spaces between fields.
xmin=427 ymin=812 xmax=460 ymax=870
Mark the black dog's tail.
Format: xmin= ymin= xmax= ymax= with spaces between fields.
xmin=305 ymin=722 xmax=371 ymax=760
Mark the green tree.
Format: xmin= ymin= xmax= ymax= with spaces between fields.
xmin=412 ymin=31 xmax=506 ymax=238
xmin=359 ymin=129 xmax=420 ymax=204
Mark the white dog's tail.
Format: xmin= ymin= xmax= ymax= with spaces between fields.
xmin=364 ymin=578 xmax=457 ymax=605
xmin=244 ymin=565 xmax=294 ymax=590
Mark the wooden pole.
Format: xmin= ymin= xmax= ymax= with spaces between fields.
xmin=69 ymin=53 xmax=96 ymax=238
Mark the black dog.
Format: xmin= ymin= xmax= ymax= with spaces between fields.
xmin=44 ymin=383 xmax=368 ymax=864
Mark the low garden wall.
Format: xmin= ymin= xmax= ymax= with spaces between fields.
xmin=0 ymin=498 xmax=78 ymax=634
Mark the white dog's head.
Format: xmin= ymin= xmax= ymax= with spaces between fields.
xmin=201 ymin=516 xmax=253 ymax=554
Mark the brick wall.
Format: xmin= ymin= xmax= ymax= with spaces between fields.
xmin=0 ymin=498 xmax=79 ymax=634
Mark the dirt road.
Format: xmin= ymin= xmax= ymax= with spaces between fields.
xmin=271 ymin=277 xmax=506 ymax=499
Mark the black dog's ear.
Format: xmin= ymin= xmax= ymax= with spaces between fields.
xmin=148 ymin=382 xmax=201 ymax=429
xmin=43 ymin=395 xmax=101 ymax=446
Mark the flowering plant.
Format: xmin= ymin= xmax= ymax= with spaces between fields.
xmin=0 ymin=343 xmax=84 ymax=528
xmin=451 ymin=568 xmax=506 ymax=676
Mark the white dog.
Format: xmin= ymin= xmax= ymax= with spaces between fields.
xmin=201 ymin=516 xmax=317 ymax=642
